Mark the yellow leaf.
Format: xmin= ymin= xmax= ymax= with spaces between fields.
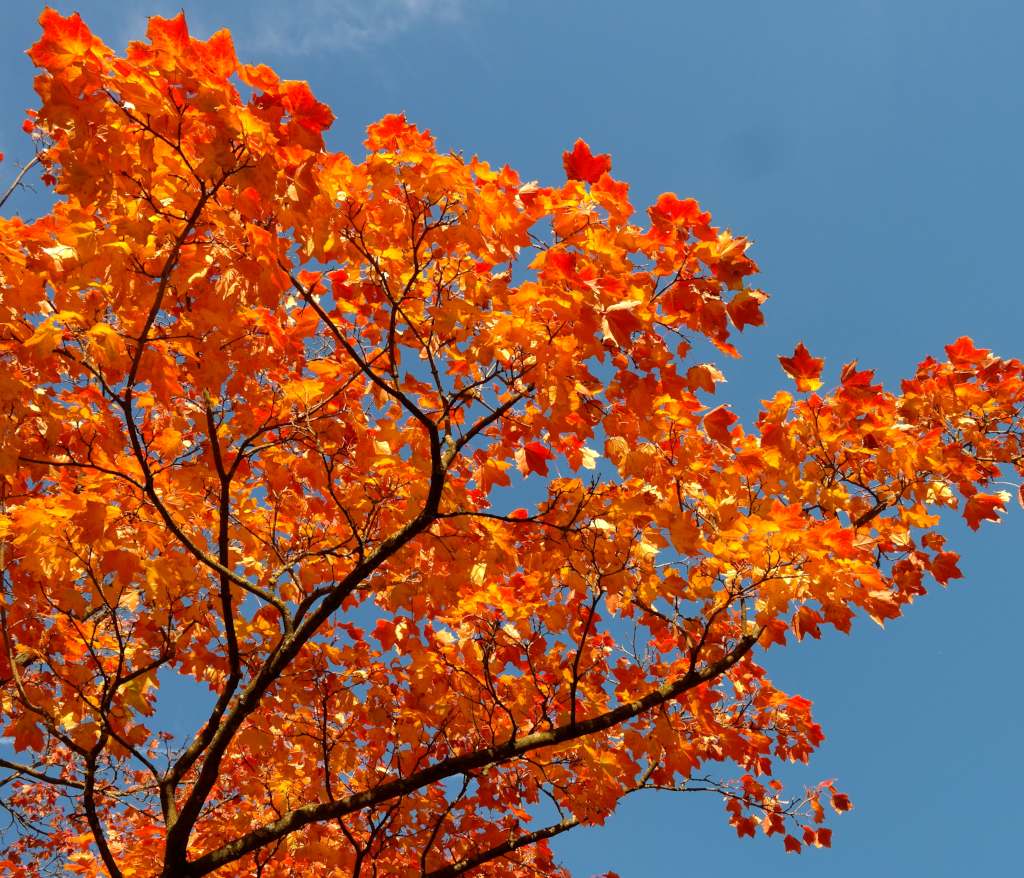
xmin=87 ymin=323 xmax=122 ymax=363
xmin=22 ymin=319 xmax=63 ymax=358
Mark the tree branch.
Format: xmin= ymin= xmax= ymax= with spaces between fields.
xmin=425 ymin=817 xmax=579 ymax=878
xmin=186 ymin=631 xmax=761 ymax=875
xmin=0 ymin=154 xmax=41 ymax=211
xmin=0 ymin=758 xmax=83 ymax=789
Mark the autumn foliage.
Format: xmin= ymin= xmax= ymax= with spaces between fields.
xmin=1 ymin=11 xmax=1023 ymax=878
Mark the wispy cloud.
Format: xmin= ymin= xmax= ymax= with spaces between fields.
xmin=234 ymin=0 xmax=471 ymax=55
xmin=53 ymin=0 xmax=474 ymax=59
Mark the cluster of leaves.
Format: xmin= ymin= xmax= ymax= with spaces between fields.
xmin=0 ymin=10 xmax=1022 ymax=877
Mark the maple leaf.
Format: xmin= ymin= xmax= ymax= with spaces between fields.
xmin=28 ymin=9 xmax=108 ymax=71
xmin=686 ymin=363 xmax=726 ymax=393
xmin=929 ymin=551 xmax=962 ymax=584
xmin=279 ymin=80 xmax=335 ymax=133
xmin=86 ymin=323 xmax=123 ymax=364
xmin=601 ymin=300 xmax=643 ymax=347
xmin=649 ymin=192 xmax=712 ymax=230
xmin=830 ymin=791 xmax=853 ymax=813
xmin=963 ymin=491 xmax=1009 ymax=530
xmin=21 ymin=318 xmax=64 ymax=359
xmin=516 ymin=441 xmax=555 ymax=476
xmin=944 ymin=335 xmax=990 ymax=366
xmin=779 ymin=342 xmax=825 ymax=391
xmin=703 ymin=404 xmax=739 ymax=445
xmin=562 ymin=138 xmax=612 ymax=183
xmin=727 ymin=288 xmax=768 ymax=330
xmin=365 ymin=112 xmax=433 ymax=152
xmin=146 ymin=12 xmax=191 ymax=51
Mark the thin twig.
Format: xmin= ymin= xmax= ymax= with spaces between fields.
xmin=0 ymin=154 xmax=42 ymax=212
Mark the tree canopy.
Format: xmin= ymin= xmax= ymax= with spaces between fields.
xmin=1 ymin=10 xmax=1022 ymax=877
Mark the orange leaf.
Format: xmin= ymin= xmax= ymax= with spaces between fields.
xmin=792 ymin=606 xmax=822 ymax=640
xmin=685 ymin=363 xmax=725 ymax=393
xmin=727 ymin=289 xmax=768 ymax=330
xmin=76 ymin=500 xmax=107 ymax=543
xmin=29 ymin=9 xmax=108 ymax=71
xmin=779 ymin=342 xmax=825 ymax=392
xmin=365 ymin=112 xmax=433 ymax=152
xmin=22 ymin=318 xmax=63 ymax=359
xmin=145 ymin=12 xmax=191 ymax=54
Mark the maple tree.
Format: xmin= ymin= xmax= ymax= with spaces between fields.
xmin=1 ymin=10 xmax=1022 ymax=877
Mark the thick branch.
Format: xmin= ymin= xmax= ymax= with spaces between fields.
xmin=186 ymin=631 xmax=760 ymax=875
xmin=83 ymin=736 xmax=125 ymax=878
xmin=159 ymin=402 xmax=244 ymax=821
xmin=0 ymin=758 xmax=83 ymax=789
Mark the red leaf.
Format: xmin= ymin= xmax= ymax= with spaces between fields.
xmin=734 ymin=817 xmax=757 ymax=838
xmin=779 ymin=342 xmax=825 ymax=392
xmin=373 ymin=619 xmax=396 ymax=652
xmin=601 ymin=300 xmax=643 ymax=347
xmin=279 ymin=80 xmax=335 ymax=134
xmin=727 ymin=289 xmax=768 ymax=330
xmin=522 ymin=441 xmax=554 ymax=477
xmin=703 ymin=405 xmax=738 ymax=445
xmin=562 ymin=139 xmax=612 ymax=184
xmin=840 ymin=360 xmax=880 ymax=390
xmin=929 ymin=550 xmax=962 ymax=584
xmin=830 ymin=791 xmax=853 ymax=813
xmin=963 ymin=491 xmax=1007 ymax=530
xmin=783 ymin=834 xmax=802 ymax=853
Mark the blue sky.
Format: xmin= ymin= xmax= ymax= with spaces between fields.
xmin=2 ymin=1 xmax=1022 ymax=875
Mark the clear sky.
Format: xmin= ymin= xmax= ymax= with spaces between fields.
xmin=2 ymin=2 xmax=1022 ymax=875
